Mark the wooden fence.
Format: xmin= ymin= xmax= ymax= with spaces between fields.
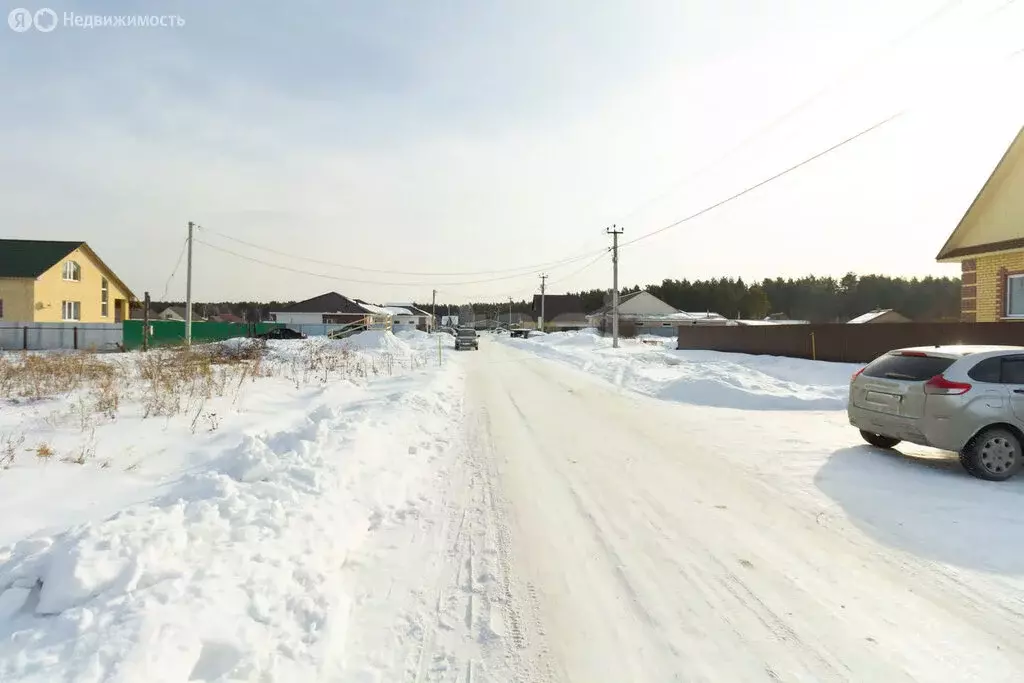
xmin=676 ymin=322 xmax=1024 ymax=363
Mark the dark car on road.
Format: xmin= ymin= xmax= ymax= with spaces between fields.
xmin=257 ymin=327 xmax=307 ymax=340
xmin=455 ymin=328 xmax=479 ymax=350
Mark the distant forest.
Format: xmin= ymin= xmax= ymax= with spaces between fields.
xmin=436 ymin=273 xmax=962 ymax=324
xmin=152 ymin=273 xmax=961 ymax=324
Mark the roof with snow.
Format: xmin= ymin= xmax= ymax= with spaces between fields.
xmin=847 ymin=309 xmax=909 ymax=324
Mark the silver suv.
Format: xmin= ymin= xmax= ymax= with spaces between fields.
xmin=848 ymin=345 xmax=1024 ymax=481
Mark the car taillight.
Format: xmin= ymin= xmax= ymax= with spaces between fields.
xmin=851 ymin=367 xmax=865 ymax=380
xmin=924 ymin=374 xmax=972 ymax=395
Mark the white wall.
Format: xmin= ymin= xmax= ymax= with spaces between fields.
xmin=270 ymin=312 xmax=327 ymax=325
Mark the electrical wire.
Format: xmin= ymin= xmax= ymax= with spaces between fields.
xmin=600 ymin=0 xmax=967 ymax=228
xmin=194 ymin=238 xmax=602 ymax=288
xmin=618 ymin=111 xmax=905 ymax=250
xmin=194 ymin=223 xmax=606 ymax=278
xmin=159 ymin=237 xmax=189 ymax=300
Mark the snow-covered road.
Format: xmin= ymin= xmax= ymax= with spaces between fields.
xmin=366 ymin=336 xmax=1024 ymax=682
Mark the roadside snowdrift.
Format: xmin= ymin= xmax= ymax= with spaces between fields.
xmin=502 ymin=330 xmax=856 ymax=410
xmin=0 ymin=337 xmax=461 ymax=682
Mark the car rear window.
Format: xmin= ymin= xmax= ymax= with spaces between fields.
xmin=861 ymin=353 xmax=955 ymax=381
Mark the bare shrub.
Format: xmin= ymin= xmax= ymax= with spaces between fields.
xmin=0 ymin=352 xmax=117 ymax=401
xmin=1 ymin=433 xmax=24 ymax=468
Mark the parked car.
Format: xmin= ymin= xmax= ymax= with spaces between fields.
xmin=848 ymin=345 xmax=1024 ymax=481
xmin=454 ymin=328 xmax=479 ymax=351
xmin=256 ymin=327 xmax=307 ymax=340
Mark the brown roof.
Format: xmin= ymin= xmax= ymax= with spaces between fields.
xmin=531 ymin=294 xmax=584 ymax=319
xmin=276 ymin=292 xmax=372 ymax=315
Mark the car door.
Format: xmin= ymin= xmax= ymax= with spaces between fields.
xmin=1001 ymin=356 xmax=1024 ymax=425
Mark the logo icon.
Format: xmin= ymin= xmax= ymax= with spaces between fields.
xmin=33 ymin=8 xmax=57 ymax=32
xmin=8 ymin=8 xmax=32 ymax=31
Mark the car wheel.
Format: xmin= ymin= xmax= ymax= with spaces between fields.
xmin=859 ymin=430 xmax=901 ymax=449
xmin=961 ymin=428 xmax=1023 ymax=481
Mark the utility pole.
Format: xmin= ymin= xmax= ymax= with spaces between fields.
xmin=607 ymin=225 xmax=624 ymax=348
xmin=432 ymin=289 xmax=437 ymax=332
xmin=185 ymin=221 xmax=194 ymax=346
xmin=539 ymin=274 xmax=548 ymax=332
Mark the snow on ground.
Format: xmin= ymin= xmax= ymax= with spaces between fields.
xmin=499 ymin=329 xmax=858 ymax=410
xmin=0 ymin=332 xmax=462 ymax=682
xmin=478 ymin=338 xmax=1024 ymax=681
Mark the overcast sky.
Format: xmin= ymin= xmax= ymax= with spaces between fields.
xmin=2 ymin=0 xmax=1023 ymax=304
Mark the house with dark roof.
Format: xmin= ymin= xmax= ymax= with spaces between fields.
xmin=269 ymin=292 xmax=392 ymax=327
xmin=0 ymin=239 xmax=134 ymax=323
xmin=936 ymin=125 xmax=1024 ymax=322
xmin=531 ymin=294 xmax=586 ymax=330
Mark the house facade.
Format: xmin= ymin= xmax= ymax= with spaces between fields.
xmin=587 ymin=291 xmax=729 ymax=333
xmin=532 ymin=294 xmax=585 ymax=330
xmin=936 ymin=125 xmax=1024 ymax=322
xmin=0 ymin=240 xmax=133 ymax=323
xmin=270 ymin=292 xmax=392 ymax=329
xmin=385 ymin=304 xmax=433 ymax=331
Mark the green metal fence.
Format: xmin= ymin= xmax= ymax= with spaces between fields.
xmin=122 ymin=320 xmax=282 ymax=350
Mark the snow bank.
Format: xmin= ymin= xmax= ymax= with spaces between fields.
xmin=0 ymin=343 xmax=462 ymax=681
xmin=502 ymin=330 xmax=856 ymax=410
xmin=342 ymin=329 xmax=411 ymax=354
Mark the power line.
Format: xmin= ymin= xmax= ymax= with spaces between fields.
xmin=194 ymin=238 xmax=601 ymax=288
xmin=194 ymin=223 xmax=605 ymax=278
xmin=159 ymin=237 xmax=189 ymax=300
xmin=602 ymin=0 xmax=967 ymax=228
xmin=619 ymin=111 xmax=905 ymax=250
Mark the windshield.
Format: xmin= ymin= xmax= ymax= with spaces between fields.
xmin=458 ymin=330 xmax=476 ymax=337
xmin=862 ymin=353 xmax=955 ymax=381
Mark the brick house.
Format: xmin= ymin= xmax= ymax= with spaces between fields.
xmin=936 ymin=125 xmax=1024 ymax=322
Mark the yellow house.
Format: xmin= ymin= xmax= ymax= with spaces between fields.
xmin=0 ymin=240 xmax=134 ymax=323
xmin=936 ymin=125 xmax=1024 ymax=322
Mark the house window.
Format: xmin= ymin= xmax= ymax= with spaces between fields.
xmin=62 ymin=300 xmax=81 ymax=321
xmin=1007 ymin=275 xmax=1024 ymax=317
xmin=101 ymin=277 xmax=109 ymax=317
xmin=62 ymin=261 xmax=81 ymax=281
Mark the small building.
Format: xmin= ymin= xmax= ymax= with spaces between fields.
xmin=156 ymin=306 xmax=207 ymax=322
xmin=587 ymin=291 xmax=729 ymax=334
xmin=270 ymin=292 xmax=391 ymax=329
xmin=497 ymin=312 xmax=533 ymax=329
xmin=0 ymin=239 xmax=133 ymax=323
xmin=936 ymin=124 xmax=1024 ymax=322
xmin=384 ymin=304 xmax=434 ymax=331
xmin=532 ymin=294 xmax=586 ymax=330
xmin=847 ymin=309 xmax=911 ymax=324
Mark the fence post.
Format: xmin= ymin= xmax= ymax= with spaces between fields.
xmin=810 ymin=331 xmax=816 ymax=361
xmin=143 ymin=292 xmax=151 ymax=351
xmin=73 ymin=326 xmax=78 ymax=350
xmin=22 ymin=326 xmax=27 ymax=351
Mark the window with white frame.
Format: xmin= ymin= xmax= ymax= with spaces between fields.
xmin=101 ymin=277 xmax=109 ymax=317
xmin=62 ymin=300 xmax=81 ymax=321
xmin=1008 ymin=274 xmax=1024 ymax=317
xmin=62 ymin=260 xmax=81 ymax=281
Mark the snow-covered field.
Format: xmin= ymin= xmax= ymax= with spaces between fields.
xmin=6 ymin=328 xmax=1024 ymax=682
xmin=499 ymin=329 xmax=858 ymax=410
xmin=0 ymin=330 xmax=460 ymax=682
